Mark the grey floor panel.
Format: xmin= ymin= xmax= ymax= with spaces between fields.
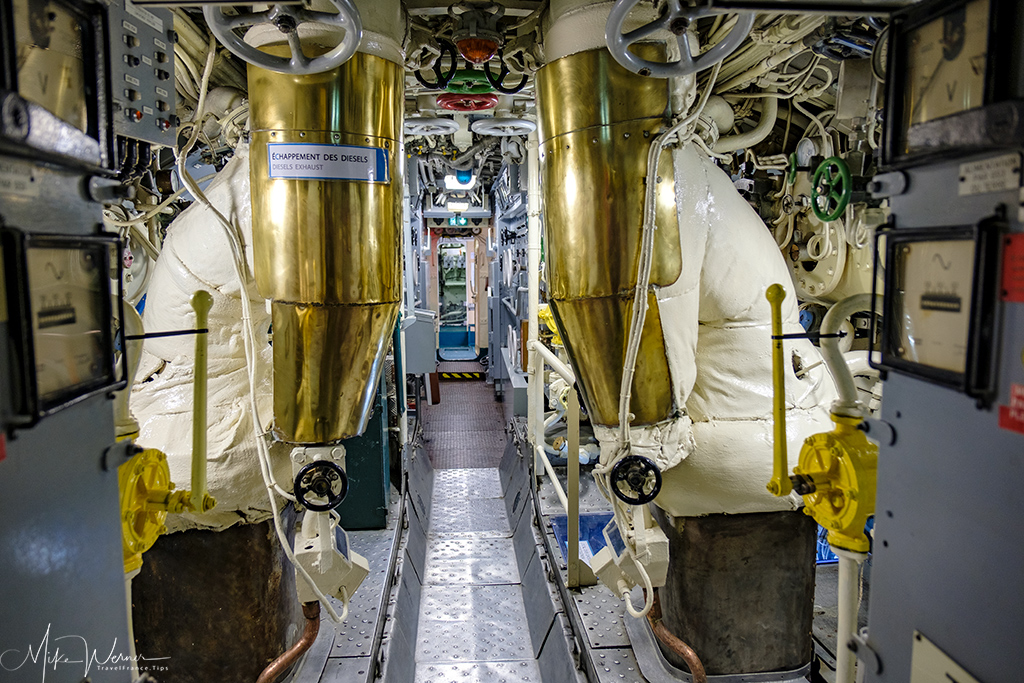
xmin=415 ymin=584 xmax=533 ymax=662
xmin=320 ymin=656 xmax=373 ymax=683
xmin=406 ymin=499 xmax=429 ymax=584
xmin=423 ymin=537 xmax=520 ymax=585
xmin=512 ymin=503 xmax=539 ymax=578
xmin=589 ymin=648 xmax=648 ymax=683
xmin=537 ymin=612 xmax=588 ymax=683
xmin=331 ymin=518 xmax=398 ymax=657
xmin=432 ymin=467 xmax=504 ymax=500
xmin=414 ymin=660 xmax=543 ymax=683
xmin=428 ymin=497 xmax=511 ymax=537
xmin=522 ymin=552 xmax=558 ymax=658
xmin=538 ymin=470 xmax=611 ymax=517
xmin=573 ymin=585 xmax=630 ymax=648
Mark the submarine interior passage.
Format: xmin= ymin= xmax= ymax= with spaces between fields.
xmin=1 ymin=0 xmax=1023 ymax=682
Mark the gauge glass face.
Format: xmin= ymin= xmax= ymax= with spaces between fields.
xmin=12 ymin=0 xmax=89 ymax=133
xmin=893 ymin=239 xmax=975 ymax=374
xmin=26 ymin=244 xmax=110 ymax=405
xmin=902 ymin=0 xmax=989 ymax=144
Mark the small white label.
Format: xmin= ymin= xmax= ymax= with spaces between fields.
xmin=122 ymin=19 xmax=138 ymax=34
xmin=0 ymin=160 xmax=40 ymax=197
xmin=125 ymin=1 xmax=164 ymax=32
xmin=125 ymin=74 xmax=140 ymax=86
xmin=155 ymin=87 xmax=168 ymax=98
xmin=154 ymin=38 xmax=167 ymax=50
xmin=958 ymin=152 xmax=1021 ymax=196
xmin=142 ymin=55 xmax=152 ymax=66
xmin=267 ymin=143 xmax=390 ymax=183
xmin=142 ymin=106 xmax=153 ymax=116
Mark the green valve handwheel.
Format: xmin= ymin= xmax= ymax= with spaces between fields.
xmin=811 ymin=156 xmax=852 ymax=222
xmin=445 ymin=69 xmax=494 ymax=95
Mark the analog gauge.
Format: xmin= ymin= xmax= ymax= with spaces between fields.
xmin=12 ymin=0 xmax=89 ymax=133
xmin=25 ymin=243 xmax=111 ymax=406
xmin=795 ymin=138 xmax=819 ymax=168
xmin=892 ymin=238 xmax=975 ymax=373
xmin=902 ymin=0 xmax=989 ymax=137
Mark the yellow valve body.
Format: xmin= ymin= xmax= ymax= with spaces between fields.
xmin=537 ymin=305 xmax=564 ymax=347
xmin=118 ymin=448 xmax=173 ymax=574
xmin=796 ymin=415 xmax=878 ymax=553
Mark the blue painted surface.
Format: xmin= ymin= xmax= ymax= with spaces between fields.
xmin=550 ymin=513 xmax=615 ymax=566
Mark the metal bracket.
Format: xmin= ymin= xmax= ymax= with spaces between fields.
xmin=849 ymin=628 xmax=882 ymax=675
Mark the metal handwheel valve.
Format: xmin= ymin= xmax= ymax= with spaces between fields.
xmin=605 ymin=0 xmax=755 ymax=78
xmin=204 ymin=0 xmax=362 ymax=75
xmin=812 ymin=156 xmax=853 ymax=223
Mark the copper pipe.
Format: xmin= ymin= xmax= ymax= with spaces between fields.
xmin=647 ymin=590 xmax=707 ymax=683
xmin=256 ymin=601 xmax=321 ymax=683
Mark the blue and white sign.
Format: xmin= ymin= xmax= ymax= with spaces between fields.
xmin=267 ymin=143 xmax=390 ymax=183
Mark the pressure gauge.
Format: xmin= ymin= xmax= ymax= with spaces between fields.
xmin=874 ymin=220 xmax=1003 ymax=403
xmin=1 ymin=229 xmax=124 ymax=425
xmin=884 ymin=0 xmax=1024 ymax=167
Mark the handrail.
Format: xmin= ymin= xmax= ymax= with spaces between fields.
xmin=528 ymin=340 xmax=576 ymax=384
xmin=528 ymin=340 xmax=584 ymax=587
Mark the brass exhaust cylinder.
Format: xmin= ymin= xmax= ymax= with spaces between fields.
xmin=248 ymin=53 xmax=403 ymax=444
xmin=535 ymin=48 xmax=680 ymax=427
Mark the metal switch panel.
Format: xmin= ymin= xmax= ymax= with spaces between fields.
xmin=105 ymin=0 xmax=176 ymax=147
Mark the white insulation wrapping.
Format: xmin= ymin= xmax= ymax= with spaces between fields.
xmin=131 ymin=146 xmax=286 ymax=532
xmin=596 ymin=144 xmax=837 ymax=518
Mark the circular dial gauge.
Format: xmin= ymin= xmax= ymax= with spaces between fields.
xmin=903 ymin=0 xmax=989 ymax=136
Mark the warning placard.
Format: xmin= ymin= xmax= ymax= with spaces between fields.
xmin=1003 ymin=233 xmax=1024 ymax=303
xmin=999 ymin=383 xmax=1024 ymax=436
xmin=267 ymin=143 xmax=390 ymax=183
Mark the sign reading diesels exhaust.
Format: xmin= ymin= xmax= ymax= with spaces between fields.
xmin=267 ymin=143 xmax=390 ymax=183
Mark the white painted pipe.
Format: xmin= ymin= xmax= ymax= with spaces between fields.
xmin=834 ymin=546 xmax=868 ymax=683
xmin=820 ymin=294 xmax=883 ymax=419
xmin=529 ymin=340 xmax=577 ymax=384
xmin=713 ymin=95 xmax=779 ymax=153
xmin=536 ymin=445 xmax=570 ymax=511
xmin=527 ymin=131 xmax=543 ymax=452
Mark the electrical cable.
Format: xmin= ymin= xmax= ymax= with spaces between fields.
xmin=173 ymin=35 xmax=343 ymax=623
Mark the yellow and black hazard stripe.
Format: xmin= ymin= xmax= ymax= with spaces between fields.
xmin=440 ymin=372 xmax=484 ymax=380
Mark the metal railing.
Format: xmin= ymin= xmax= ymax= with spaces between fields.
xmin=528 ymin=340 xmax=586 ymax=588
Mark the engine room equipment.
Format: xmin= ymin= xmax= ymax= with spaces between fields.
xmin=449 ymin=0 xmax=504 ymax=66
xmin=248 ymin=47 xmax=403 ymax=444
xmin=605 ymin=0 xmax=755 ymax=77
xmin=875 ymin=222 xmax=1003 ymax=403
xmin=204 ymin=0 xmax=362 ymax=76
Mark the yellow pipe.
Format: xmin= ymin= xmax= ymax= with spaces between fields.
xmin=765 ymin=284 xmax=792 ymax=497
xmin=190 ymin=290 xmax=215 ymax=512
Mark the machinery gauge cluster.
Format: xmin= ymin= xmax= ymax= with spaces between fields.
xmin=873 ymin=220 xmax=1003 ymax=404
xmin=1 ymin=228 xmax=124 ymax=424
xmin=884 ymin=0 xmax=1024 ymax=167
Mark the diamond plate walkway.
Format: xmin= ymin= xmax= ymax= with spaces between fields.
xmin=413 ymin=467 xmax=541 ymax=682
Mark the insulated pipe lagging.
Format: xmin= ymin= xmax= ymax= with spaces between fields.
xmin=713 ymin=95 xmax=778 ymax=153
xmin=820 ymin=294 xmax=883 ymax=419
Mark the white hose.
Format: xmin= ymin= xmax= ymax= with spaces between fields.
xmin=713 ymin=94 xmax=778 ymax=153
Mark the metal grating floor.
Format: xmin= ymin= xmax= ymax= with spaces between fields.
xmin=412 ymin=466 xmax=541 ymax=682
xmin=422 ymin=380 xmax=505 ymax=469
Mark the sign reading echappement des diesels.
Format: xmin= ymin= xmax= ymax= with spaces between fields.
xmin=267 ymin=143 xmax=390 ymax=183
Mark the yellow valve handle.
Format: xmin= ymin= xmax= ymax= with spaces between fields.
xmin=765 ymin=284 xmax=792 ymax=497
xmin=190 ymin=291 xmax=216 ymax=513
